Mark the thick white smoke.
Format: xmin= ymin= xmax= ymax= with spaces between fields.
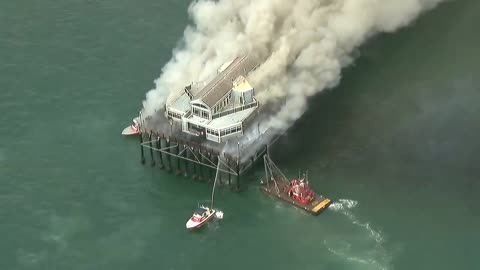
xmin=142 ymin=0 xmax=444 ymax=131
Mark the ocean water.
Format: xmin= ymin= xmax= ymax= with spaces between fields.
xmin=1 ymin=0 xmax=479 ymax=269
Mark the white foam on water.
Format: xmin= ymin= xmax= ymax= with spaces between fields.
xmin=324 ymin=237 xmax=391 ymax=270
xmin=330 ymin=199 xmax=358 ymax=211
xmin=214 ymin=210 xmax=224 ymax=219
xmin=326 ymin=198 xmax=392 ymax=270
xmin=352 ymin=219 xmax=384 ymax=244
xmin=324 ymin=242 xmax=379 ymax=266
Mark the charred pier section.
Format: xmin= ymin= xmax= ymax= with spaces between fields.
xmin=137 ymin=125 xmax=277 ymax=191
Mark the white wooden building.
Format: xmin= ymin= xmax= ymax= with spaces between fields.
xmin=165 ymin=54 xmax=259 ymax=143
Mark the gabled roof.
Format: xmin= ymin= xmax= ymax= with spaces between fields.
xmin=193 ymin=54 xmax=258 ymax=108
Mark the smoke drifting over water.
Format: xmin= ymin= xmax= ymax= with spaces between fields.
xmin=142 ymin=0 xmax=444 ymax=132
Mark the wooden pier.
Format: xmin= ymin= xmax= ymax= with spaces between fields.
xmin=136 ymin=115 xmax=281 ymax=191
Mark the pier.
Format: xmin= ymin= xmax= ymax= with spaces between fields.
xmin=136 ymin=115 xmax=280 ymax=191
xmin=133 ymin=54 xmax=285 ymax=190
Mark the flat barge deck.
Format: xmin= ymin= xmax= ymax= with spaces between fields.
xmin=260 ymin=182 xmax=331 ymax=215
xmin=260 ymin=154 xmax=332 ymax=215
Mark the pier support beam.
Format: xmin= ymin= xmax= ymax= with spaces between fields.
xmin=236 ymin=142 xmax=241 ymax=191
xmin=235 ymin=161 xmax=240 ymax=192
xmin=217 ymin=155 xmax=222 ymax=185
xmin=200 ymin=148 xmax=207 ymax=181
xmin=183 ymin=144 xmax=189 ymax=177
xmin=149 ymin=132 xmax=155 ymax=167
xmin=192 ymin=146 xmax=197 ymax=180
xmin=176 ymin=142 xmax=181 ymax=175
xmin=196 ymin=148 xmax=203 ymax=181
xmin=227 ymin=157 xmax=231 ymax=187
xmin=208 ymin=152 xmax=214 ymax=181
xmin=139 ymin=133 xmax=145 ymax=165
xmin=166 ymin=137 xmax=171 ymax=172
xmin=156 ymin=135 xmax=164 ymax=169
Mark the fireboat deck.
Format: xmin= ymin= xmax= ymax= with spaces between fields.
xmin=260 ymin=154 xmax=332 ymax=215
xmin=260 ymin=181 xmax=331 ymax=215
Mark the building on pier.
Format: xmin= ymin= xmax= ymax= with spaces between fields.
xmin=136 ymin=54 xmax=282 ymax=190
xmin=165 ymin=54 xmax=260 ymax=143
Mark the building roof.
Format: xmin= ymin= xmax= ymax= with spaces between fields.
xmin=208 ymin=107 xmax=256 ymax=129
xmin=193 ymin=54 xmax=258 ymax=108
xmin=232 ymin=76 xmax=253 ymax=92
xmin=169 ymin=92 xmax=191 ymax=113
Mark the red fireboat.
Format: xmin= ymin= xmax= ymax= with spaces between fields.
xmin=260 ymin=154 xmax=331 ymax=215
xmin=284 ymin=177 xmax=316 ymax=205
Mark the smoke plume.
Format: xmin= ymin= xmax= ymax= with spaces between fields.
xmin=142 ymin=0 xmax=444 ymax=132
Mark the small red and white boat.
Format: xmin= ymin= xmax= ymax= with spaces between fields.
xmin=121 ymin=117 xmax=140 ymax=136
xmin=185 ymin=206 xmax=216 ymax=230
xmin=186 ymin=162 xmax=223 ymax=230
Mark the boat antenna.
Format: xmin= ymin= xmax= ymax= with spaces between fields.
xmin=211 ymin=159 xmax=221 ymax=209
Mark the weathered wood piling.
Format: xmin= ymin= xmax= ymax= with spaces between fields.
xmin=138 ymin=130 xmax=274 ymax=191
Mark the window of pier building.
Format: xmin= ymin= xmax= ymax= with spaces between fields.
xmin=221 ymin=92 xmax=232 ymax=107
xmin=206 ymin=128 xmax=219 ymax=136
xmin=220 ymin=125 xmax=241 ymax=136
xmin=167 ymin=110 xmax=182 ymax=119
xmin=192 ymin=106 xmax=210 ymax=119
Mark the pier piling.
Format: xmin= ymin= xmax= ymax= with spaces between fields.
xmin=192 ymin=146 xmax=197 ymax=180
xmin=182 ymin=144 xmax=188 ymax=177
xmin=149 ymin=132 xmax=155 ymax=167
xmin=236 ymin=161 xmax=240 ymax=191
xmin=176 ymin=142 xmax=181 ymax=175
xmin=227 ymin=157 xmax=231 ymax=187
xmin=156 ymin=135 xmax=164 ymax=169
xmin=166 ymin=137 xmax=171 ymax=172
xmin=139 ymin=132 xmax=145 ymax=165
xmin=208 ymin=152 xmax=214 ymax=180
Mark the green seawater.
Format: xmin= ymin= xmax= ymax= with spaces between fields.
xmin=1 ymin=1 xmax=479 ymax=269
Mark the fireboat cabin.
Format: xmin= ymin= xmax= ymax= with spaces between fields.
xmin=165 ymin=54 xmax=259 ymax=143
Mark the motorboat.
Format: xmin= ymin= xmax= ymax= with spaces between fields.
xmin=185 ymin=206 xmax=216 ymax=230
xmin=186 ymin=161 xmax=222 ymax=230
xmin=121 ymin=117 xmax=140 ymax=135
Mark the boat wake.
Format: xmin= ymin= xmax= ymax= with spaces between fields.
xmin=329 ymin=199 xmax=358 ymax=211
xmin=324 ymin=199 xmax=393 ymax=270
xmin=214 ymin=210 xmax=224 ymax=219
